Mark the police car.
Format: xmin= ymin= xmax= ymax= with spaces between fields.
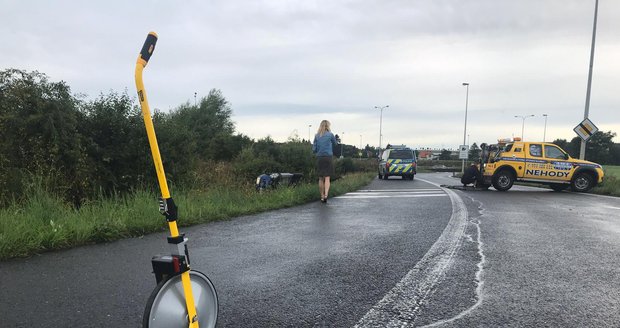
xmin=480 ymin=140 xmax=604 ymax=192
xmin=378 ymin=145 xmax=417 ymax=180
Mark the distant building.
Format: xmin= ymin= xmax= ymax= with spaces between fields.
xmin=417 ymin=150 xmax=436 ymax=160
xmin=416 ymin=148 xmax=457 ymax=160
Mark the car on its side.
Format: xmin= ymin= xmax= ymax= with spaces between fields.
xmin=378 ymin=145 xmax=417 ymax=180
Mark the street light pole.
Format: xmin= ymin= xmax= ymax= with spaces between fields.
xmin=194 ymin=92 xmax=197 ymax=107
xmin=308 ymin=124 xmax=312 ymax=142
xmin=466 ymin=134 xmax=470 ymax=167
xmin=514 ymin=115 xmax=535 ymax=140
xmin=374 ymin=105 xmax=389 ymax=155
xmin=543 ymin=114 xmax=548 ymax=142
xmin=340 ymin=132 xmax=345 ymax=158
xmin=360 ymin=134 xmax=363 ymax=159
xmin=461 ymin=83 xmax=469 ymax=174
xmin=580 ymin=0 xmax=599 ymax=160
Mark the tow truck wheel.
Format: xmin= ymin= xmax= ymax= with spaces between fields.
xmin=550 ymin=183 xmax=568 ymax=192
xmin=570 ymin=172 xmax=594 ymax=192
xmin=492 ymin=170 xmax=514 ymax=191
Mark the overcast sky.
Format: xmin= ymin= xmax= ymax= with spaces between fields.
xmin=2 ymin=0 xmax=619 ymax=149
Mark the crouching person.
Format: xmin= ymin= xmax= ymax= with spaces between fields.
xmin=461 ymin=163 xmax=479 ymax=186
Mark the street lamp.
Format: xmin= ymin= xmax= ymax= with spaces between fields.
xmin=340 ymin=132 xmax=345 ymax=158
xmin=308 ymin=124 xmax=312 ymax=142
xmin=461 ymin=82 xmax=469 ymax=174
xmin=360 ymin=134 xmax=363 ymax=159
xmin=542 ymin=114 xmax=548 ymax=142
xmin=514 ymin=115 xmax=535 ymax=140
xmin=194 ymin=92 xmax=197 ymax=107
xmin=466 ymin=134 xmax=470 ymax=167
xmin=374 ymin=105 xmax=389 ymax=154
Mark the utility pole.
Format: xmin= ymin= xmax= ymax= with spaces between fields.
xmin=340 ymin=132 xmax=345 ymax=158
xmin=374 ymin=105 xmax=389 ymax=156
xmin=515 ymin=115 xmax=535 ymax=140
xmin=543 ymin=114 xmax=548 ymax=142
xmin=580 ymin=0 xmax=599 ymax=160
xmin=461 ymin=83 xmax=469 ymax=174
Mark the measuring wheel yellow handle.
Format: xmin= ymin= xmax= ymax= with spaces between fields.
xmin=135 ymin=32 xmax=216 ymax=328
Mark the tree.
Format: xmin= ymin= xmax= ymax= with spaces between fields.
xmin=554 ymin=132 xmax=616 ymax=164
xmin=610 ymin=143 xmax=620 ymax=165
xmin=81 ymin=91 xmax=151 ymax=194
xmin=439 ymin=149 xmax=452 ymax=160
xmin=334 ymin=134 xmax=342 ymax=157
xmin=552 ymin=138 xmax=568 ymax=151
xmin=583 ymin=131 xmax=616 ymax=164
xmin=164 ymin=88 xmax=236 ymax=161
xmin=153 ymin=88 xmax=247 ymax=184
xmin=469 ymin=143 xmax=481 ymax=161
xmin=0 ymin=69 xmax=88 ymax=204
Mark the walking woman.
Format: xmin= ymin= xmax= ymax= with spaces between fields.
xmin=312 ymin=120 xmax=337 ymax=203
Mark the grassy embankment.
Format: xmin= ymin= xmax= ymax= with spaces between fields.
xmin=592 ymin=165 xmax=620 ymax=196
xmin=0 ymin=172 xmax=375 ymax=260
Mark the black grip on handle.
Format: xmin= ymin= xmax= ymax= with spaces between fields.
xmin=139 ymin=32 xmax=158 ymax=64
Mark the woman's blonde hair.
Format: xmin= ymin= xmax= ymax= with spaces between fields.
xmin=317 ymin=120 xmax=331 ymax=137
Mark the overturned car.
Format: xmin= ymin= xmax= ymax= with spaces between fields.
xmin=255 ymin=172 xmax=304 ymax=191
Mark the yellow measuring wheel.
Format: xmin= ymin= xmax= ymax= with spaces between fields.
xmin=135 ymin=32 xmax=218 ymax=328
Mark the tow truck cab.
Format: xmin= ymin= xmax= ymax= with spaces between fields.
xmin=479 ymin=139 xmax=604 ymax=192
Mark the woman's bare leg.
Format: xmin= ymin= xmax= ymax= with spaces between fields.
xmin=324 ymin=176 xmax=331 ymax=199
xmin=319 ymin=177 xmax=325 ymax=199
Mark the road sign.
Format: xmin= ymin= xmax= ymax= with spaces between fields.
xmin=573 ymin=118 xmax=598 ymax=141
xmin=459 ymin=145 xmax=469 ymax=160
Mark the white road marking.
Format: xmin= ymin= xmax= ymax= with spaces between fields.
xmin=347 ymin=191 xmax=444 ymax=195
xmin=339 ymin=194 xmax=447 ymax=199
xmin=574 ymin=191 xmax=620 ymax=201
xmin=355 ymin=178 xmax=468 ymax=327
xmin=340 ymin=188 xmax=446 ymax=199
xmin=422 ymin=212 xmax=486 ymax=327
xmin=357 ymin=189 xmax=441 ymax=192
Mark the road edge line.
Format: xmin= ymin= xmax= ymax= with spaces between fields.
xmin=354 ymin=178 xmax=468 ymax=327
xmin=421 ymin=196 xmax=487 ymax=327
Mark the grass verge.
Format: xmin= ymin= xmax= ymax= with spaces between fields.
xmin=592 ymin=166 xmax=619 ymax=196
xmin=0 ymin=172 xmax=375 ymax=260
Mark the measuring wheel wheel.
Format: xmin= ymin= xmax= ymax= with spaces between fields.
xmin=143 ymin=270 xmax=218 ymax=328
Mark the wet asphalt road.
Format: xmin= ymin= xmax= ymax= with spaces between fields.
xmin=1 ymin=173 xmax=620 ymax=327
xmin=0 ymin=175 xmax=452 ymax=327
xmin=421 ymin=174 xmax=620 ymax=327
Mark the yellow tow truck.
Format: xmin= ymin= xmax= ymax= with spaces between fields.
xmin=479 ymin=138 xmax=604 ymax=192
